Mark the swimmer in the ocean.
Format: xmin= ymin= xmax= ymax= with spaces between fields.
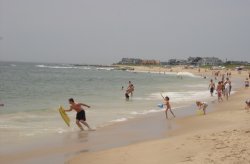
xmin=126 ymin=81 xmax=135 ymax=96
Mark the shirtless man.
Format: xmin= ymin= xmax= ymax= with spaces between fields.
xmin=209 ymin=79 xmax=215 ymax=96
xmin=126 ymin=81 xmax=135 ymax=96
xmin=64 ymin=98 xmax=92 ymax=131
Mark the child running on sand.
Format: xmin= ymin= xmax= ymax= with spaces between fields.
xmin=161 ymin=94 xmax=175 ymax=119
xmin=196 ymin=101 xmax=208 ymax=115
xmin=64 ymin=98 xmax=92 ymax=131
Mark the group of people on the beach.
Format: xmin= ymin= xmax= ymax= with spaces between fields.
xmin=62 ymin=81 xmax=135 ymax=131
xmin=209 ymin=73 xmax=232 ymax=102
xmin=63 ymin=69 xmax=250 ymax=131
xmin=245 ymin=73 xmax=250 ymax=111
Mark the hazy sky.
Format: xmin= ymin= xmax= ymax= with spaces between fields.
xmin=0 ymin=0 xmax=250 ymax=64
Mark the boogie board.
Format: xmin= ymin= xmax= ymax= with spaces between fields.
xmin=157 ymin=103 xmax=164 ymax=109
xmin=196 ymin=110 xmax=204 ymax=116
xmin=58 ymin=106 xmax=70 ymax=127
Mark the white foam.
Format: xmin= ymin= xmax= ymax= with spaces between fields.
xmin=150 ymin=90 xmax=212 ymax=103
xmin=36 ymin=65 xmax=78 ymax=69
xmin=78 ymin=67 xmax=91 ymax=70
xmin=132 ymin=70 xmax=199 ymax=78
xmin=144 ymin=109 xmax=163 ymax=114
xmin=130 ymin=109 xmax=163 ymax=116
xmin=130 ymin=111 xmax=140 ymax=115
xmin=96 ymin=67 xmax=114 ymax=71
xmin=184 ymin=84 xmax=208 ymax=88
xmin=132 ymin=70 xmax=176 ymax=75
xmin=177 ymin=72 xmax=199 ymax=78
xmin=56 ymin=128 xmax=68 ymax=134
xmin=110 ymin=118 xmax=127 ymax=122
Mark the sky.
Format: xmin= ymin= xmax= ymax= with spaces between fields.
xmin=0 ymin=0 xmax=250 ymax=64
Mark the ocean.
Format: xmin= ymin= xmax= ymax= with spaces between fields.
xmin=0 ymin=62 xmax=211 ymax=144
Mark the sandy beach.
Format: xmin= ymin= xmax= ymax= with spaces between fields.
xmin=69 ymin=68 xmax=250 ymax=164
xmin=2 ymin=1 xmax=250 ymax=163
xmin=0 ymin=65 xmax=249 ymax=164
xmin=123 ymin=65 xmax=249 ymax=79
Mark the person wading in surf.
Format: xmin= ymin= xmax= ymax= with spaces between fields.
xmin=64 ymin=98 xmax=92 ymax=131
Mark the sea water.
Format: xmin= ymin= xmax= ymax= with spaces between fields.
xmin=0 ymin=62 xmax=211 ymax=144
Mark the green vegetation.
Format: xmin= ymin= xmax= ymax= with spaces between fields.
xmin=196 ymin=64 xmax=250 ymax=70
xmin=223 ymin=64 xmax=250 ymax=69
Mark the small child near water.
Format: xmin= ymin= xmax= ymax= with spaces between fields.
xmin=196 ymin=101 xmax=208 ymax=115
xmin=161 ymin=94 xmax=176 ymax=119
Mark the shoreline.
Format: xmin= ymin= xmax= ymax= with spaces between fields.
xmin=68 ymin=66 xmax=250 ymax=164
xmin=0 ymin=65 xmax=249 ymax=164
xmin=0 ymin=100 xmax=212 ymax=164
xmin=69 ymin=84 xmax=250 ymax=164
xmin=0 ymin=67 xmax=210 ymax=145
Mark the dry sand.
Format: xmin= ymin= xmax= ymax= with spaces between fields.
xmin=69 ymin=73 xmax=250 ymax=164
xmin=1 ymin=66 xmax=249 ymax=164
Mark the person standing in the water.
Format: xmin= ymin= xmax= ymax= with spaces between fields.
xmin=161 ymin=94 xmax=175 ymax=119
xmin=209 ymin=79 xmax=215 ymax=96
xmin=217 ymin=81 xmax=223 ymax=102
xmin=126 ymin=81 xmax=135 ymax=96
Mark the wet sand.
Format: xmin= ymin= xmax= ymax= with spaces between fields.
xmin=0 ymin=67 xmax=249 ymax=164
xmin=0 ymin=104 xmax=202 ymax=164
xmin=69 ymin=87 xmax=250 ymax=164
xmin=0 ymin=92 xmax=219 ymax=164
